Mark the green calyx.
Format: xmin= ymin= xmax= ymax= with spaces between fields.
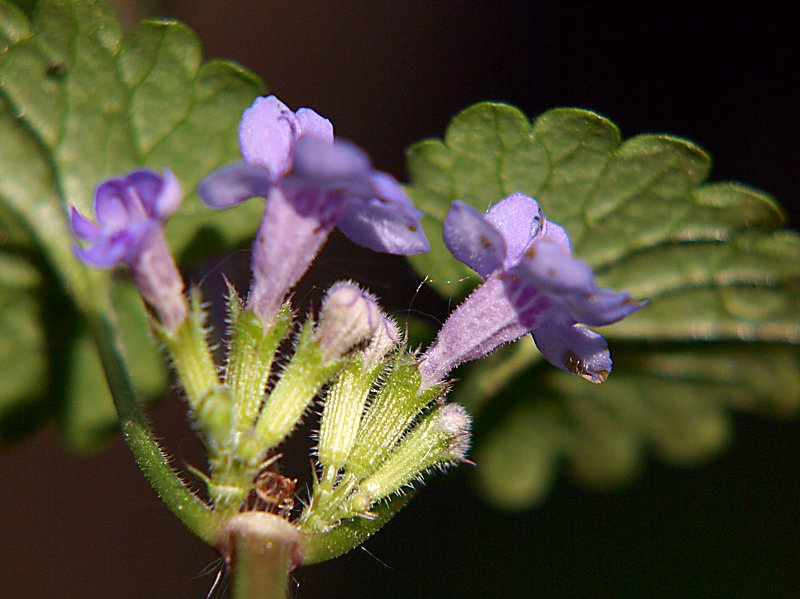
xmin=316 ymin=356 xmax=377 ymax=472
xmin=224 ymin=288 xmax=292 ymax=432
xmin=350 ymin=403 xmax=471 ymax=507
xmin=245 ymin=318 xmax=343 ymax=459
xmin=156 ymin=290 xmax=232 ymax=447
xmin=298 ymin=356 xmax=469 ymax=550
xmin=345 ymin=356 xmax=444 ymax=479
xmin=158 ymin=288 xmax=298 ymax=513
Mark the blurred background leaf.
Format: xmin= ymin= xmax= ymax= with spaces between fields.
xmin=0 ymin=0 xmax=262 ymax=452
xmin=406 ymin=102 xmax=800 ymax=509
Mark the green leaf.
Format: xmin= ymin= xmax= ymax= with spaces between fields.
xmin=58 ymin=281 xmax=169 ymax=453
xmin=475 ymin=343 xmax=799 ymax=509
xmin=0 ymin=0 xmax=263 ymax=450
xmin=0 ymin=253 xmax=49 ymax=445
xmin=406 ymin=102 xmax=800 ymax=508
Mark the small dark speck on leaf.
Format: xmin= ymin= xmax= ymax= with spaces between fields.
xmin=46 ymin=61 xmax=67 ymax=78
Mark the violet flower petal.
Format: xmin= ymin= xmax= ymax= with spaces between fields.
xmin=71 ymin=169 xmax=188 ymax=329
xmin=518 ymin=240 xmax=595 ymax=296
xmin=532 ymin=320 xmax=612 ymax=384
xmin=288 ymin=137 xmax=430 ymax=254
xmin=94 ymin=179 xmax=138 ymax=231
xmin=73 ymin=233 xmax=135 ymax=268
xmin=540 ymin=219 xmax=572 ymax=252
xmin=247 ymin=186 xmax=337 ymax=324
xmin=205 ymin=95 xmax=430 ymax=326
xmin=418 ymin=192 xmax=645 ymax=387
xmin=71 ymin=170 xmax=179 ymax=269
xmin=295 ymin=107 xmax=334 ymax=142
xmin=443 ymin=201 xmax=505 ymax=278
xmin=198 ymin=163 xmax=273 ymax=209
xmin=567 ymin=288 xmax=645 ymax=327
xmin=417 ymin=276 xmax=549 ymax=389
xmin=70 ymin=206 xmax=101 ymax=241
xmin=151 ymin=168 xmax=182 ymax=218
xmin=291 ymin=137 xmax=372 ymax=185
xmin=337 ymin=195 xmax=430 ymax=255
xmin=369 ymin=172 xmax=419 ymax=212
xmin=238 ymin=96 xmax=298 ymax=177
xmin=125 ymin=170 xmax=166 ymax=216
xmin=484 ymin=192 xmax=542 ymax=266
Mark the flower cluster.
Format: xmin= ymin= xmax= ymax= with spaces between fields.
xmin=70 ymin=95 xmax=643 ymax=566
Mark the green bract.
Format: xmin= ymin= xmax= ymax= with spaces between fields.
xmin=406 ymin=102 xmax=800 ymax=509
xmin=0 ymin=0 xmax=262 ymax=451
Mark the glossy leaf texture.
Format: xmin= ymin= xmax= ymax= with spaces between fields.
xmin=0 ymin=0 xmax=263 ymax=451
xmin=406 ymin=102 xmax=800 ymax=508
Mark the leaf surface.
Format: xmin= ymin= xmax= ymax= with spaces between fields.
xmin=406 ymin=102 xmax=800 ymax=508
xmin=0 ymin=0 xmax=262 ymax=450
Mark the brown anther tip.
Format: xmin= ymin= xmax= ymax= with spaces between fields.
xmin=564 ymin=351 xmax=583 ymax=375
xmin=625 ymin=297 xmax=646 ymax=308
xmin=565 ymin=352 xmax=608 ymax=384
xmin=586 ymin=369 xmax=609 ymax=384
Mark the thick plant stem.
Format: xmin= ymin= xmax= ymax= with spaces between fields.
xmin=218 ymin=513 xmax=304 ymax=599
xmin=87 ymin=306 xmax=222 ymax=543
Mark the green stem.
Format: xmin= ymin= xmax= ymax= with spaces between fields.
xmin=219 ymin=513 xmax=303 ymax=599
xmin=87 ymin=306 xmax=222 ymax=543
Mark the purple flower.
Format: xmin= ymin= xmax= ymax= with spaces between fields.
xmin=198 ymin=96 xmax=429 ymax=325
xmin=417 ymin=193 xmax=645 ymax=389
xmin=71 ymin=169 xmax=180 ymax=268
xmin=71 ymin=169 xmax=187 ymax=330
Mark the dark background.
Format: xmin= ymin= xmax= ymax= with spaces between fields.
xmin=2 ymin=1 xmax=799 ymax=597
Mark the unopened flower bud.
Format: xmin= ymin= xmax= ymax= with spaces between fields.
xmin=435 ymin=403 xmax=473 ymax=462
xmin=361 ymin=315 xmax=400 ymax=368
xmin=316 ymin=282 xmax=381 ymax=362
